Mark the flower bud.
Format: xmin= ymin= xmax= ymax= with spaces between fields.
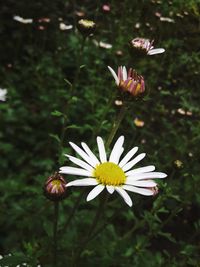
xmin=44 ymin=172 xmax=67 ymax=201
xmin=77 ymin=19 xmax=96 ymax=36
xmin=108 ymin=66 xmax=145 ymax=98
xmin=130 ymin=37 xmax=165 ymax=56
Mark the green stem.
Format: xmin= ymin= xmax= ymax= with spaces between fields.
xmin=73 ymin=36 xmax=86 ymax=88
xmin=106 ymin=104 xmax=127 ymax=148
xmin=73 ymin=192 xmax=109 ymax=265
xmin=62 ymin=190 xmax=85 ymax=232
xmin=87 ymin=191 xmax=109 ymax=238
xmin=83 ymin=206 xmax=121 ymax=246
xmin=92 ymin=91 xmax=117 ymax=140
xmin=53 ymin=201 xmax=59 ymax=267
xmin=58 ymin=36 xmax=86 ymax=164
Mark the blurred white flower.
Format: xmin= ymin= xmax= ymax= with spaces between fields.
xmin=0 ymin=88 xmax=7 ymax=101
xmin=59 ymin=23 xmax=73 ymax=31
xmin=160 ymin=17 xmax=175 ymax=23
xmin=38 ymin=17 xmax=50 ymax=23
xmin=115 ymin=100 xmax=123 ymax=106
xmin=99 ymin=41 xmax=112 ymax=49
xmin=93 ymin=40 xmax=112 ymax=49
xmin=13 ymin=15 xmax=33 ymax=24
xmin=135 ymin=22 xmax=141 ymax=29
xmin=60 ymin=136 xmax=167 ymax=207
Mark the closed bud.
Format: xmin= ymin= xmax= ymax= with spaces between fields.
xmin=44 ymin=172 xmax=67 ymax=201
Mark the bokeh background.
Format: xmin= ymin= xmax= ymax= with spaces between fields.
xmin=0 ymin=0 xmax=200 ymax=266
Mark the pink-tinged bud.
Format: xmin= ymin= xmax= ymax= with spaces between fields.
xmin=130 ymin=37 xmax=165 ymax=56
xmin=102 ymin=4 xmax=111 ymax=12
xmin=44 ymin=173 xmax=67 ymax=201
xmin=108 ymin=66 xmax=145 ymax=98
xmin=151 ymin=186 xmax=159 ymax=196
xmin=77 ymin=19 xmax=96 ymax=36
xmin=119 ymin=68 xmax=145 ymax=97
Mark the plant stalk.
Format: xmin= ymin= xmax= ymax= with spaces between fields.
xmin=53 ymin=201 xmax=59 ymax=267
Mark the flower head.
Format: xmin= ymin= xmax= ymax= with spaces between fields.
xmin=130 ymin=37 xmax=165 ymax=55
xmin=60 ymin=136 xmax=167 ymax=207
xmin=77 ymin=19 xmax=96 ymax=35
xmin=108 ymin=66 xmax=145 ymax=97
xmin=44 ymin=172 xmax=67 ymax=201
xmin=0 ymin=88 xmax=7 ymax=101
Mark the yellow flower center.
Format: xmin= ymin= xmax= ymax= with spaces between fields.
xmin=79 ymin=19 xmax=95 ymax=28
xmin=93 ymin=162 xmax=126 ymax=186
xmin=51 ymin=180 xmax=62 ymax=188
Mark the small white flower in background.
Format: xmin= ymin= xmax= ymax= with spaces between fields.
xmin=131 ymin=37 xmax=165 ymax=55
xmin=135 ymin=22 xmax=141 ymax=29
xmin=0 ymin=88 xmax=7 ymax=101
xmin=38 ymin=17 xmax=51 ymax=23
xmin=108 ymin=66 xmax=145 ymax=97
xmin=93 ymin=40 xmax=112 ymax=49
xmin=13 ymin=15 xmax=33 ymax=24
xmin=59 ymin=23 xmax=73 ymax=31
xmin=160 ymin=17 xmax=175 ymax=23
xmin=60 ymin=136 xmax=167 ymax=207
xmin=99 ymin=41 xmax=112 ymax=49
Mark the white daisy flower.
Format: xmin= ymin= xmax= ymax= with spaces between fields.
xmin=130 ymin=37 xmax=165 ymax=56
xmin=60 ymin=136 xmax=167 ymax=207
xmin=0 ymin=88 xmax=7 ymax=101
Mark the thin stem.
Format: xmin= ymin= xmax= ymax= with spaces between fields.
xmin=106 ymin=104 xmax=127 ymax=148
xmin=92 ymin=91 xmax=117 ymax=140
xmin=84 ymin=206 xmax=121 ymax=246
xmin=62 ymin=190 xmax=85 ymax=232
xmin=87 ymin=191 xmax=109 ymax=238
xmin=53 ymin=201 xmax=59 ymax=267
xmin=57 ymin=36 xmax=86 ymax=164
xmin=73 ymin=192 xmax=109 ymax=266
xmin=73 ymin=35 xmax=86 ymax=88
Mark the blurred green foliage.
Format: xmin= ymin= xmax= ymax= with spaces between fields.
xmin=0 ymin=0 xmax=200 ymax=266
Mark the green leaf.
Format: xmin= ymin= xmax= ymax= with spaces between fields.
xmin=0 ymin=255 xmax=29 ymax=266
xmin=64 ymin=78 xmax=72 ymax=88
xmin=49 ymin=133 xmax=61 ymax=143
xmin=51 ymin=110 xmax=63 ymax=117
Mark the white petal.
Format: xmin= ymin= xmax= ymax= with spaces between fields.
xmin=65 ymin=154 xmax=94 ymax=172
xmin=66 ymin=178 xmax=98 ymax=187
xmin=81 ymin=142 xmax=100 ymax=165
xmin=86 ymin=184 xmax=105 ymax=201
xmin=97 ymin=136 xmax=107 ymax=163
xmin=115 ymin=187 xmax=133 ymax=207
xmin=122 ymin=153 xmax=146 ymax=172
xmin=113 ymin=147 xmax=124 ymax=165
xmin=123 ymin=185 xmax=154 ymax=196
xmin=122 ymin=66 xmax=127 ymax=80
xmin=125 ymin=165 xmax=155 ymax=176
xmin=106 ymin=185 xmax=115 ymax=194
xmin=119 ymin=146 xmax=138 ymax=167
xmin=148 ymin=48 xmax=165 ymax=55
xmin=125 ymin=179 xmax=157 ymax=187
xmin=59 ymin=166 xmax=92 ymax=177
xmin=109 ymin=136 xmax=124 ymax=164
xmin=69 ymin=142 xmax=97 ymax=167
xmin=108 ymin=66 xmax=119 ymax=85
xmin=127 ymin=172 xmax=167 ymax=181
